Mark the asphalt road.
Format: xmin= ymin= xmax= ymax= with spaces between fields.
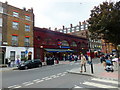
xmin=2 ymin=61 xmax=90 ymax=88
xmin=2 ymin=59 xmax=118 ymax=89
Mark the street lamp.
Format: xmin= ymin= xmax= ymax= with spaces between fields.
xmin=86 ymin=32 xmax=94 ymax=74
xmin=88 ymin=38 xmax=94 ymax=74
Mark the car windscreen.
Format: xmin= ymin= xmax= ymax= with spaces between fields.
xmin=25 ymin=60 xmax=31 ymax=64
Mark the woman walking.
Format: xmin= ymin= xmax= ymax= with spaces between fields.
xmin=80 ymin=54 xmax=87 ymax=73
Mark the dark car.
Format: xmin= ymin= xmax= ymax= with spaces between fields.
xmin=18 ymin=59 xmax=42 ymax=70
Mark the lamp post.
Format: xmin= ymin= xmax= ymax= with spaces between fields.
xmin=86 ymin=31 xmax=94 ymax=74
xmin=88 ymin=38 xmax=94 ymax=74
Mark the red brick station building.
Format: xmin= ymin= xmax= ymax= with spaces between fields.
xmin=34 ymin=27 xmax=88 ymax=62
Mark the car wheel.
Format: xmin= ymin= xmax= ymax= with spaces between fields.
xmin=25 ymin=66 xmax=28 ymax=70
xmin=38 ymin=63 xmax=42 ymax=67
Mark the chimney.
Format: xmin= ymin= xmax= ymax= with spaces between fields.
xmin=49 ymin=27 xmax=51 ymax=30
xmin=5 ymin=1 xmax=8 ymax=4
xmin=82 ymin=21 xmax=86 ymax=25
xmin=63 ymin=25 xmax=65 ymax=30
xmin=30 ymin=7 xmax=33 ymax=13
xmin=55 ymin=28 xmax=57 ymax=31
xmin=79 ymin=22 xmax=81 ymax=26
xmin=70 ymin=24 xmax=72 ymax=28
xmin=23 ymin=7 xmax=26 ymax=11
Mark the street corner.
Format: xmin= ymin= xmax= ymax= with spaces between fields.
xmin=96 ymin=71 xmax=119 ymax=81
xmin=67 ymin=68 xmax=94 ymax=77
xmin=0 ymin=67 xmax=18 ymax=72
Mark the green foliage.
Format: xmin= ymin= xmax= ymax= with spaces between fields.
xmin=88 ymin=1 xmax=120 ymax=45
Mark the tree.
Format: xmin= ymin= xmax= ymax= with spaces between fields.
xmin=88 ymin=1 xmax=120 ymax=47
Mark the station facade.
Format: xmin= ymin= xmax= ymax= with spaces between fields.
xmin=34 ymin=27 xmax=88 ymax=62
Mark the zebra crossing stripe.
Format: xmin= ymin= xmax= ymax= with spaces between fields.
xmin=8 ymin=85 xmax=21 ymax=88
xmin=91 ymin=78 xmax=118 ymax=84
xmin=74 ymin=85 xmax=82 ymax=88
xmin=83 ymin=82 xmax=118 ymax=88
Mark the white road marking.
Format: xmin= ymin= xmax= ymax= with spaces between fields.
xmin=45 ymin=77 xmax=52 ymax=80
xmin=14 ymin=85 xmax=22 ymax=88
xmin=35 ymin=80 xmax=44 ymax=83
xmin=57 ymin=73 xmax=62 ymax=75
xmin=50 ymin=75 xmax=56 ymax=78
xmin=63 ymin=72 xmax=67 ymax=74
xmin=60 ymin=74 xmax=66 ymax=76
xmin=83 ymin=82 xmax=118 ymax=88
xmin=52 ymin=76 xmax=57 ymax=78
xmin=33 ymin=79 xmax=40 ymax=82
xmin=56 ymin=76 xmax=60 ymax=78
xmin=22 ymin=81 xmax=31 ymax=85
xmin=91 ymin=78 xmax=118 ymax=84
xmin=24 ymin=82 xmax=34 ymax=86
xmin=42 ymin=77 xmax=49 ymax=79
xmin=8 ymin=85 xmax=20 ymax=88
xmin=74 ymin=85 xmax=82 ymax=88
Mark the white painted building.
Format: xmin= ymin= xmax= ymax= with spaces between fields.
xmin=2 ymin=46 xmax=34 ymax=64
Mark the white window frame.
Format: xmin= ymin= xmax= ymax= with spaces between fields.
xmin=0 ymin=7 xmax=3 ymax=13
xmin=0 ymin=18 xmax=2 ymax=27
xmin=13 ymin=11 xmax=19 ymax=17
xmin=12 ymin=22 xmax=19 ymax=30
xmin=25 ymin=25 xmax=30 ymax=31
xmin=25 ymin=15 xmax=30 ymax=20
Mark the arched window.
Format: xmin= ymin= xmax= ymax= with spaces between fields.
xmin=61 ymin=40 xmax=69 ymax=46
xmin=42 ymin=38 xmax=55 ymax=45
xmin=71 ymin=41 xmax=77 ymax=47
xmin=81 ymin=42 xmax=86 ymax=48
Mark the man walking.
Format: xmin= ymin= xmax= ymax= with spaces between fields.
xmin=80 ymin=54 xmax=87 ymax=73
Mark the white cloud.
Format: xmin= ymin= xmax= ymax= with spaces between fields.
xmin=1 ymin=0 xmax=119 ymax=29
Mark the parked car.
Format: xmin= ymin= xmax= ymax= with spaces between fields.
xmin=18 ymin=59 xmax=42 ymax=70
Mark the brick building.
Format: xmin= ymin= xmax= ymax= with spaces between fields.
xmin=34 ymin=27 xmax=88 ymax=61
xmin=55 ymin=22 xmax=102 ymax=53
xmin=1 ymin=2 xmax=34 ymax=64
xmin=0 ymin=2 xmax=2 ymax=64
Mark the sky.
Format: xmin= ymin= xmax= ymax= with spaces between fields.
xmin=0 ymin=0 xmax=119 ymax=30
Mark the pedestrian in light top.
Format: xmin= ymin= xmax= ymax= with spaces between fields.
xmin=80 ymin=54 xmax=87 ymax=72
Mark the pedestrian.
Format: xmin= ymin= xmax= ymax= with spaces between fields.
xmin=69 ymin=54 xmax=72 ymax=62
xmin=100 ymin=54 xmax=106 ymax=69
xmin=80 ymin=54 xmax=87 ymax=73
xmin=8 ymin=58 xmax=11 ymax=67
xmin=74 ymin=55 xmax=78 ymax=62
xmin=16 ymin=58 xmax=20 ymax=66
xmin=63 ymin=54 xmax=66 ymax=61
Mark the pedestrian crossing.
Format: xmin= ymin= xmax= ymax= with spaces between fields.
xmin=74 ymin=77 xmax=118 ymax=88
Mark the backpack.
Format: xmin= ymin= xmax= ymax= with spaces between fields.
xmin=85 ymin=55 xmax=88 ymax=61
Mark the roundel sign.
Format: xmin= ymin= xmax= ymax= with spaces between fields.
xmin=58 ymin=41 xmax=62 ymax=46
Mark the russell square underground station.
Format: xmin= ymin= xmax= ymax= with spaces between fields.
xmin=33 ymin=27 xmax=88 ymax=63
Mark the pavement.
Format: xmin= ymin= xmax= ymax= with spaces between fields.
xmin=67 ymin=62 xmax=119 ymax=81
xmin=0 ymin=60 xmax=119 ymax=81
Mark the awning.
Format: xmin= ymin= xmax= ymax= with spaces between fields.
xmin=45 ymin=49 xmax=74 ymax=52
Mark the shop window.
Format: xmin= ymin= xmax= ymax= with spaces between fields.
xmin=61 ymin=40 xmax=69 ymax=46
xmin=71 ymin=41 xmax=77 ymax=47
